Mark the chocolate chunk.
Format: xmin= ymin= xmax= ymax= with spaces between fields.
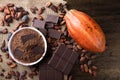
xmin=14 ymin=48 xmax=23 ymax=58
xmin=39 ymin=29 xmax=47 ymax=36
xmin=46 ymin=15 xmax=59 ymax=24
xmin=48 ymin=29 xmax=62 ymax=39
xmin=33 ymin=19 xmax=46 ymax=29
xmin=21 ymin=34 xmax=35 ymax=44
xmin=31 ymin=45 xmax=44 ymax=54
xmin=50 ymin=5 xmax=58 ymax=13
xmin=48 ymin=44 xmax=79 ymax=75
xmin=39 ymin=61 xmax=63 ymax=80
xmin=45 ymin=22 xmax=54 ymax=29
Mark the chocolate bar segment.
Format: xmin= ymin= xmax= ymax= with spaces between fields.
xmin=48 ymin=44 xmax=79 ymax=75
xmin=39 ymin=61 xmax=63 ymax=80
xmin=48 ymin=29 xmax=62 ymax=39
xmin=21 ymin=34 xmax=35 ymax=44
xmin=31 ymin=45 xmax=44 ymax=54
xmin=33 ymin=19 xmax=46 ymax=29
xmin=46 ymin=15 xmax=59 ymax=24
xmin=45 ymin=22 xmax=54 ymax=29
xmin=14 ymin=48 xmax=23 ymax=59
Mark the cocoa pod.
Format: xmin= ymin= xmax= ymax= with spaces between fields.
xmin=64 ymin=9 xmax=106 ymax=53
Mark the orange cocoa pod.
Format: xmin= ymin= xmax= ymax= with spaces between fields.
xmin=64 ymin=9 xmax=106 ymax=53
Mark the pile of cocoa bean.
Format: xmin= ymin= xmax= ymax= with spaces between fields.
xmin=0 ymin=2 xmax=98 ymax=80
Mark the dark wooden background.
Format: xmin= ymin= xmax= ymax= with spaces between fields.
xmin=66 ymin=0 xmax=120 ymax=80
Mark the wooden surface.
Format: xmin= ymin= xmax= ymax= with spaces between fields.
xmin=67 ymin=0 xmax=120 ymax=80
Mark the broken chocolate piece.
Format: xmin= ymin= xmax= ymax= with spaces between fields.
xmin=48 ymin=29 xmax=62 ymax=39
xmin=48 ymin=44 xmax=79 ymax=75
xmin=46 ymin=15 xmax=59 ymax=24
xmin=50 ymin=5 xmax=58 ymax=13
xmin=14 ymin=48 xmax=23 ymax=58
xmin=39 ymin=60 xmax=63 ymax=80
xmin=45 ymin=22 xmax=54 ymax=29
xmin=33 ymin=19 xmax=46 ymax=29
xmin=39 ymin=29 xmax=47 ymax=36
xmin=31 ymin=45 xmax=44 ymax=54
xmin=21 ymin=34 xmax=35 ymax=44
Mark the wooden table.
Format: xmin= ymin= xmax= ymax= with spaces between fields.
xmin=67 ymin=0 xmax=120 ymax=80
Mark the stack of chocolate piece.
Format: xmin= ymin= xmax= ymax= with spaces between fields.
xmin=32 ymin=14 xmax=79 ymax=80
xmin=31 ymin=2 xmax=79 ymax=80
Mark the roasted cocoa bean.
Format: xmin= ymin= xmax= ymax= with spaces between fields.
xmin=45 ymin=2 xmax=52 ymax=8
xmin=38 ymin=7 xmax=45 ymax=15
xmin=10 ymin=63 xmax=17 ymax=68
xmin=84 ymin=64 xmax=89 ymax=73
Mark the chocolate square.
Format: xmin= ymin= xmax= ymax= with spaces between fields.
xmin=39 ymin=60 xmax=63 ymax=80
xmin=56 ymin=59 xmax=66 ymax=71
xmin=45 ymin=22 xmax=54 ymax=29
xmin=48 ymin=29 xmax=62 ymax=39
xmin=21 ymin=34 xmax=35 ymax=44
xmin=31 ymin=45 xmax=44 ymax=54
xmin=61 ymin=47 xmax=72 ymax=61
xmin=33 ymin=19 xmax=46 ymax=29
xmin=14 ymin=48 xmax=23 ymax=58
xmin=46 ymin=15 xmax=59 ymax=24
xmin=48 ymin=55 xmax=59 ymax=67
xmin=54 ymin=44 xmax=66 ymax=57
xmin=48 ymin=44 xmax=79 ymax=75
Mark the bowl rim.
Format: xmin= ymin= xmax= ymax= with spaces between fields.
xmin=8 ymin=27 xmax=47 ymax=66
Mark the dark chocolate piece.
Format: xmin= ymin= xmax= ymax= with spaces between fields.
xmin=39 ymin=61 xmax=63 ymax=80
xmin=50 ymin=5 xmax=58 ymax=13
xmin=39 ymin=29 xmax=47 ymax=36
xmin=14 ymin=48 xmax=23 ymax=58
xmin=48 ymin=29 xmax=62 ymax=39
xmin=33 ymin=19 xmax=46 ymax=29
xmin=31 ymin=45 xmax=44 ymax=54
xmin=21 ymin=34 xmax=35 ymax=44
xmin=45 ymin=22 xmax=54 ymax=29
xmin=46 ymin=15 xmax=59 ymax=24
xmin=48 ymin=44 xmax=79 ymax=75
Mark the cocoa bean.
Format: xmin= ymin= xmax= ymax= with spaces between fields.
xmin=88 ymin=69 xmax=92 ymax=75
xmin=0 ymin=57 xmax=3 ymax=62
xmin=15 ymin=12 xmax=22 ymax=19
xmin=92 ymin=66 xmax=97 ymax=70
xmin=45 ymin=2 xmax=52 ymax=8
xmin=5 ymin=73 xmax=12 ymax=79
xmin=0 ymin=73 xmax=4 ymax=76
xmin=7 ymin=61 xmax=12 ymax=65
xmin=21 ymin=15 xmax=29 ymax=23
xmin=38 ymin=7 xmax=45 ymax=15
xmin=0 ymin=28 xmax=8 ymax=34
xmin=80 ymin=64 xmax=84 ymax=72
xmin=0 ymin=19 xmax=4 ymax=26
xmin=0 ymin=7 xmax=4 ymax=12
xmin=84 ymin=64 xmax=89 ymax=73
xmin=68 ymin=75 xmax=72 ymax=80
xmin=5 ymin=53 xmax=9 ymax=59
xmin=92 ymin=71 xmax=97 ymax=77
xmin=4 ymin=6 xmax=10 ymax=14
xmin=15 ymin=71 xmax=20 ymax=78
xmin=7 ymin=3 xmax=14 ymax=7
xmin=10 ymin=70 xmax=16 ymax=76
xmin=10 ymin=63 xmax=17 ymax=68
xmin=37 ymin=15 xmax=43 ymax=20
xmin=80 ymin=57 xmax=86 ymax=62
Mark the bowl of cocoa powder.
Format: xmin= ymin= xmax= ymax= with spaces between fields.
xmin=8 ymin=27 xmax=47 ymax=66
